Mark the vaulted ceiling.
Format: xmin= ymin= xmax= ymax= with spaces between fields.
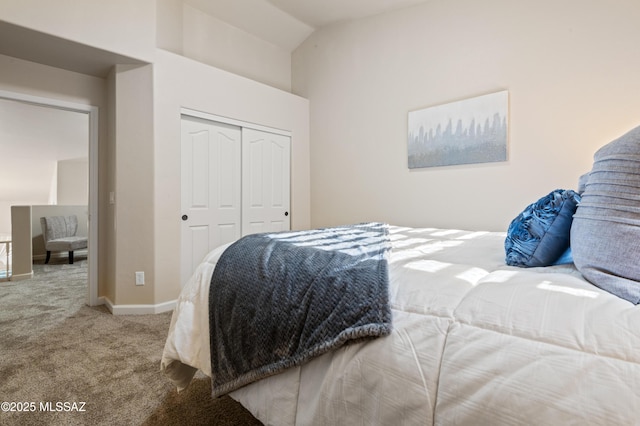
xmin=183 ymin=0 xmax=430 ymax=51
xmin=0 ymin=0 xmax=431 ymax=213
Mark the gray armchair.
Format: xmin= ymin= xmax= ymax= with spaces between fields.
xmin=40 ymin=215 xmax=88 ymax=264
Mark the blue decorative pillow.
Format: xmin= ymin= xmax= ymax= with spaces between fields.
xmin=505 ymin=189 xmax=581 ymax=267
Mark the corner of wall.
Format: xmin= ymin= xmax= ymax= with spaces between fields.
xmin=10 ymin=205 xmax=33 ymax=279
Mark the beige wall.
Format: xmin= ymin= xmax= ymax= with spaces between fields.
xmin=0 ymin=55 xmax=106 ymax=117
xmin=109 ymin=64 xmax=156 ymax=306
xmin=0 ymin=0 xmax=156 ymax=62
xmin=153 ymin=50 xmax=310 ymax=303
xmin=10 ymin=205 xmax=32 ymax=280
xmin=57 ymin=158 xmax=89 ymax=205
xmin=293 ymin=0 xmax=640 ymax=231
xmin=0 ymin=2 xmax=307 ymax=311
xmin=106 ymin=51 xmax=310 ymax=307
xmin=156 ymin=1 xmax=292 ymax=91
xmin=182 ymin=4 xmax=292 ymax=91
xmin=104 ymin=70 xmax=117 ymax=303
xmin=0 ymin=54 xmax=107 ymax=297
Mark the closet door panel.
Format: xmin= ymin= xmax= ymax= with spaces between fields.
xmin=242 ymin=128 xmax=291 ymax=236
xmin=180 ymin=116 xmax=241 ymax=286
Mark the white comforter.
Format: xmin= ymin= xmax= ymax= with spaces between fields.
xmin=161 ymin=226 xmax=640 ymax=425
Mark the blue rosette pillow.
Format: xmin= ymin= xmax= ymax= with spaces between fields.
xmin=505 ymin=189 xmax=581 ymax=267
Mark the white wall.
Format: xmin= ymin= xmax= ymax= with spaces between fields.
xmin=156 ymin=2 xmax=292 ymax=91
xmin=153 ymin=50 xmax=310 ymax=302
xmin=293 ymin=0 xmax=640 ymax=231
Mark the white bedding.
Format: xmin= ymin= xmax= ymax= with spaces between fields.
xmin=161 ymin=226 xmax=640 ymax=425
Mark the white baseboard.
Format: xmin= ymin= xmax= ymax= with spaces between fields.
xmin=101 ymin=296 xmax=176 ymax=315
xmin=10 ymin=271 xmax=34 ymax=281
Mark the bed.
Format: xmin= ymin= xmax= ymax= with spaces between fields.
xmin=161 ymin=222 xmax=640 ymax=425
xmin=162 ymin=125 xmax=640 ymax=424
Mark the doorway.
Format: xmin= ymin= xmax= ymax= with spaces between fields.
xmin=0 ymin=90 xmax=99 ymax=306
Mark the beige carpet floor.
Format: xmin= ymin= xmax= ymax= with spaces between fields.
xmin=0 ymin=257 xmax=262 ymax=425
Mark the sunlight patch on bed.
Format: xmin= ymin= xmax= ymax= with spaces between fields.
xmin=392 ymin=237 xmax=432 ymax=249
xmin=405 ymin=259 xmax=451 ymax=273
xmin=456 ymin=267 xmax=489 ymax=286
xmin=389 ymin=233 xmax=409 ymax=242
xmin=485 ymin=270 xmax=519 ymax=283
xmin=537 ymin=281 xmax=599 ymax=298
xmin=390 ymin=250 xmax=429 ymax=263
xmin=390 ymin=226 xmax=413 ymax=234
xmin=415 ymin=240 xmax=463 ymax=254
xmin=431 ymin=229 xmax=462 ymax=237
xmin=390 ymin=240 xmax=464 ymax=264
xmin=271 ymin=227 xmax=389 ymax=258
xmin=406 ymin=227 xmax=438 ymax=234
xmin=455 ymin=231 xmax=489 ymax=240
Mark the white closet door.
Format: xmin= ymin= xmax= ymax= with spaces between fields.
xmin=180 ymin=116 xmax=241 ymax=286
xmin=241 ymin=128 xmax=291 ymax=235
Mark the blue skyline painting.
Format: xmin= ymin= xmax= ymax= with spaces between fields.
xmin=408 ymin=90 xmax=508 ymax=168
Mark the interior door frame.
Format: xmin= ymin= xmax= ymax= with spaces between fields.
xmin=0 ymin=89 xmax=99 ymax=306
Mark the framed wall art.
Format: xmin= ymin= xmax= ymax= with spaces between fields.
xmin=408 ymin=90 xmax=508 ymax=168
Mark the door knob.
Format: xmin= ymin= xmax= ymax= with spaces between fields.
xmin=182 ymin=215 xmax=188 ymax=221
xmin=284 ymin=212 xmax=289 ymax=216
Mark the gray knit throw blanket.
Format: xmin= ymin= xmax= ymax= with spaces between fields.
xmin=209 ymin=222 xmax=392 ymax=398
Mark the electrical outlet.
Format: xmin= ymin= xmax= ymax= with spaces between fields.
xmin=135 ymin=271 xmax=145 ymax=286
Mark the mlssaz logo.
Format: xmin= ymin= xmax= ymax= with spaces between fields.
xmin=39 ymin=401 xmax=87 ymax=412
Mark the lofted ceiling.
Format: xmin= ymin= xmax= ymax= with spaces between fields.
xmin=183 ymin=0 xmax=430 ymax=51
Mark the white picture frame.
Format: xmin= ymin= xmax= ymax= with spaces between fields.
xmin=408 ymin=90 xmax=509 ymax=168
